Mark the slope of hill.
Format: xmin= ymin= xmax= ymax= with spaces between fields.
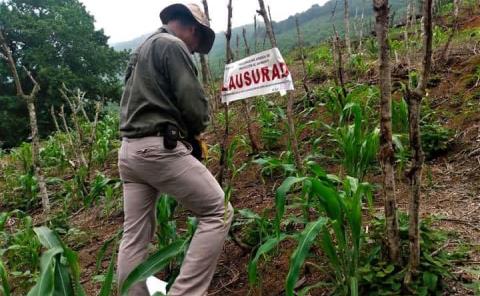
xmin=112 ymin=0 xmax=407 ymax=76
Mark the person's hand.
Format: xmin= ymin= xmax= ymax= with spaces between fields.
xmin=194 ymin=133 xmax=209 ymax=160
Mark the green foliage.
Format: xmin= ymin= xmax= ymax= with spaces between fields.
xmin=0 ymin=0 xmax=128 ymax=148
xmin=255 ymin=97 xmax=285 ymax=150
xmin=360 ymin=214 xmax=457 ymax=295
xmin=27 ymin=226 xmax=86 ymax=296
xmin=463 ymin=267 xmax=480 ymax=295
xmin=286 ymin=217 xmax=328 ymax=296
xmin=0 ymin=211 xmax=41 ymax=292
xmin=421 ymin=123 xmax=453 ymax=160
xmin=121 ymin=216 xmax=198 ymax=296
xmin=0 ymin=257 xmax=10 ymax=296
xmin=329 ymin=103 xmax=380 ymax=180
xmin=253 ymin=151 xmax=297 ymax=177
xmin=95 ymin=231 xmax=122 ymax=296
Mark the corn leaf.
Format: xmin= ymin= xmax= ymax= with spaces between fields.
xmin=248 ymin=234 xmax=288 ymax=286
xmin=27 ymin=247 xmax=63 ymax=296
xmin=286 ymin=217 xmax=328 ymax=296
xmin=120 ymin=239 xmax=188 ymax=296
xmin=98 ymin=247 xmax=117 ymax=296
xmin=0 ymin=258 xmax=10 ymax=296
xmin=275 ymin=177 xmax=306 ymax=235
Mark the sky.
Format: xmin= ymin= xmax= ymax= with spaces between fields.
xmin=78 ymin=0 xmax=329 ymax=44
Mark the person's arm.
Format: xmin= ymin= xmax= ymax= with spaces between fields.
xmin=161 ymin=41 xmax=210 ymax=136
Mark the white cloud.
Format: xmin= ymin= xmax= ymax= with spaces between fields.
xmin=79 ymin=0 xmax=328 ymax=44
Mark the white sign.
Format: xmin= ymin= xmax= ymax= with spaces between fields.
xmin=221 ymin=47 xmax=294 ymax=104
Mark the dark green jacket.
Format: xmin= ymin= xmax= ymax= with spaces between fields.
xmin=119 ymin=26 xmax=210 ymax=138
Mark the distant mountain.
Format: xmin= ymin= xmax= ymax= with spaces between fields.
xmin=112 ymin=0 xmax=407 ymax=76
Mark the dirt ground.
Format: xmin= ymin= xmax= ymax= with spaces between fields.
xmin=67 ymin=15 xmax=480 ymax=296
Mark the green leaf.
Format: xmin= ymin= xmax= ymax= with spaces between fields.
xmin=120 ymin=239 xmax=188 ymax=296
xmin=275 ymin=177 xmax=306 ymax=236
xmin=34 ymin=226 xmax=63 ymax=249
xmin=248 ymin=234 xmax=288 ymax=286
xmin=53 ymin=260 xmax=74 ymax=296
xmin=0 ymin=258 xmax=10 ymax=296
xmin=286 ymin=217 xmax=328 ymax=296
xmin=98 ymin=248 xmax=117 ymax=296
xmin=423 ymin=271 xmax=438 ymax=291
xmin=310 ymin=179 xmax=341 ymax=221
xmin=27 ymin=247 xmax=63 ymax=296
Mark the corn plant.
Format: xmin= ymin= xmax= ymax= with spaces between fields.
xmin=253 ymin=151 xmax=297 ymax=178
xmin=94 ymin=230 xmax=123 ymax=296
xmin=328 ymin=103 xmax=379 ymax=180
xmin=11 ymin=142 xmax=33 ymax=174
xmin=0 ymin=211 xmax=41 ymax=292
xmin=284 ymin=176 xmax=373 ymax=296
xmin=27 ymin=226 xmax=86 ymax=296
xmin=156 ymin=195 xmax=178 ymax=250
xmin=255 ymin=97 xmax=284 ymax=150
xmin=120 ymin=214 xmax=198 ymax=295
xmin=224 ymin=136 xmax=248 ymax=220
xmin=0 ymin=257 xmax=10 ymax=296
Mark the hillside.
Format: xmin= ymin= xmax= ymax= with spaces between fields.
xmin=113 ymin=0 xmax=407 ymax=76
xmin=1 ymin=1 xmax=480 ymax=296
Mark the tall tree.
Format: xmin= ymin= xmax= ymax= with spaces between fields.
xmin=0 ymin=0 xmax=128 ymax=148
xmin=0 ymin=30 xmax=50 ymax=213
xmin=373 ymin=0 xmax=401 ymax=263
xmin=405 ymin=0 xmax=433 ymax=280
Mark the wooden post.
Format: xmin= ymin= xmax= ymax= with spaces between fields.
xmin=373 ymin=0 xmax=401 ymax=263
xmin=0 ymin=30 xmax=50 ymax=213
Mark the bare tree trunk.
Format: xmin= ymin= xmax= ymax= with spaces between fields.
xmin=405 ymin=0 xmax=433 ymax=282
xmin=373 ymin=0 xmax=401 ymax=263
xmin=439 ymin=0 xmax=459 ymax=61
xmin=0 ymin=30 xmax=50 ymax=213
xmin=241 ymin=29 xmax=261 ymax=154
xmin=236 ymin=34 xmax=240 ymax=59
xmin=254 ymin=15 xmax=258 ymax=53
xmin=257 ymin=0 xmax=303 ymax=171
xmin=295 ymin=16 xmax=311 ymax=98
xmin=404 ymin=0 xmax=412 ymax=70
xmin=200 ymin=0 xmax=212 ymax=87
xmin=344 ymin=0 xmax=352 ymax=55
xmin=218 ymin=0 xmax=234 ymax=187
xmin=334 ymin=26 xmax=348 ymax=102
xmin=257 ymin=0 xmax=277 ymax=48
xmin=267 ymin=5 xmax=277 ymax=46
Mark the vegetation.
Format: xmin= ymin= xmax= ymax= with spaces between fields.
xmin=1 ymin=0 xmax=479 ymax=295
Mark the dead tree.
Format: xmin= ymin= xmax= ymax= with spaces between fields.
xmin=295 ymin=16 xmax=312 ymax=98
xmin=0 ymin=30 xmax=50 ymax=213
xmin=257 ymin=0 xmax=303 ymax=172
xmin=405 ymin=0 xmax=433 ymax=281
xmin=254 ymin=15 xmax=258 ymax=53
xmin=241 ymin=29 xmax=261 ymax=154
xmin=256 ymin=0 xmax=276 ymax=48
xmin=217 ymin=0 xmax=234 ymax=187
xmin=373 ymin=0 xmax=401 ymax=263
xmin=199 ymin=0 xmax=212 ymax=88
xmin=236 ymin=33 xmax=240 ymax=59
xmin=439 ymin=0 xmax=459 ymax=62
xmin=344 ymin=0 xmax=352 ymax=55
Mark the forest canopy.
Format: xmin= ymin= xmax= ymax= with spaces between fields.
xmin=0 ymin=0 xmax=129 ymax=148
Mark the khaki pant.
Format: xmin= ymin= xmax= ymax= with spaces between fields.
xmin=117 ymin=136 xmax=233 ymax=296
